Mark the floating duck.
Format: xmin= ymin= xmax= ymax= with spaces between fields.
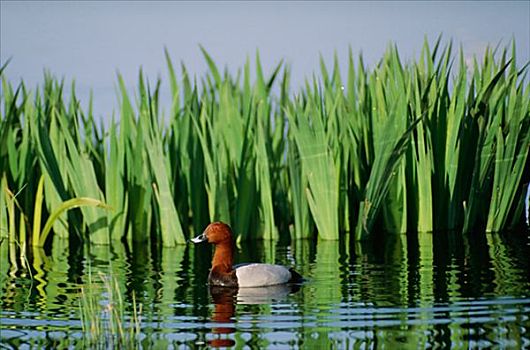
xmin=191 ymin=222 xmax=303 ymax=287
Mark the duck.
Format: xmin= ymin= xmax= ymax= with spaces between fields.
xmin=191 ymin=222 xmax=303 ymax=288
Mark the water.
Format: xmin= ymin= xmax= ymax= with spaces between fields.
xmin=1 ymin=231 xmax=530 ymax=349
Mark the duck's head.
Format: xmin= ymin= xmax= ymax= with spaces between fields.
xmin=191 ymin=222 xmax=233 ymax=245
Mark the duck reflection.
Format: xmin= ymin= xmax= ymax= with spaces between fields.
xmin=235 ymin=283 xmax=300 ymax=304
xmin=208 ymin=286 xmax=237 ymax=348
xmin=208 ymin=284 xmax=301 ymax=348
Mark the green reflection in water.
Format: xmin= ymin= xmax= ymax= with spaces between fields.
xmin=0 ymin=231 xmax=529 ymax=348
xmin=302 ymin=239 xmax=343 ymax=349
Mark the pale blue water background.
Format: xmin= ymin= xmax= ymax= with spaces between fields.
xmin=1 ymin=1 xmax=529 ymax=120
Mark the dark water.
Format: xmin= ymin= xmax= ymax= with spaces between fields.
xmin=1 ymin=231 xmax=530 ymax=349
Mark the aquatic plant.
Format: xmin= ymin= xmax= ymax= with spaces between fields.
xmin=0 ymin=39 xmax=528 ymax=247
xmin=79 ymin=272 xmax=142 ymax=349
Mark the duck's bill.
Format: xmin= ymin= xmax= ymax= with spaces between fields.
xmin=190 ymin=232 xmax=207 ymax=243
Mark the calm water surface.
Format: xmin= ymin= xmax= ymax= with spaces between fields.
xmin=1 ymin=232 xmax=530 ymax=348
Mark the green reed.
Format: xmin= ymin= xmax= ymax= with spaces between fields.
xmin=79 ymin=272 xmax=142 ymax=349
xmin=0 ymin=39 xmax=528 ymax=246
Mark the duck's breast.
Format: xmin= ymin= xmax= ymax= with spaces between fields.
xmin=235 ymin=263 xmax=292 ymax=287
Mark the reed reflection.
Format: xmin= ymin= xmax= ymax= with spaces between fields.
xmin=1 ymin=229 xmax=529 ymax=349
xmin=208 ymin=283 xmax=301 ymax=347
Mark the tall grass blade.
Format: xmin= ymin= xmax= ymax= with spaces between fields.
xmin=39 ymin=197 xmax=110 ymax=247
xmin=0 ymin=175 xmax=6 ymax=239
xmin=356 ymin=117 xmax=422 ymax=240
xmin=287 ymin=97 xmax=339 ymax=240
xmin=31 ymin=175 xmax=45 ymax=246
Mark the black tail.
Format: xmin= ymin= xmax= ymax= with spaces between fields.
xmin=288 ymin=268 xmax=304 ymax=283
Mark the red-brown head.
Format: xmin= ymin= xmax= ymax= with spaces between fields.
xmin=191 ymin=222 xmax=233 ymax=245
xmin=192 ymin=222 xmax=235 ymax=275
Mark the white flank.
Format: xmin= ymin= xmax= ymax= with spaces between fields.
xmin=235 ymin=263 xmax=291 ymax=287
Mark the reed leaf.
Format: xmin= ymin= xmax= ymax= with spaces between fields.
xmin=60 ymin=115 xmax=109 ymax=243
xmin=105 ymin=116 xmax=127 ymax=241
xmin=486 ymin=77 xmax=530 ymax=231
xmin=287 ymin=97 xmax=339 ymax=240
xmin=31 ymin=175 xmax=45 ymax=246
xmin=356 ymin=117 xmax=422 ymax=240
xmin=145 ymin=91 xmax=186 ymax=245
xmin=38 ymin=197 xmax=110 ymax=247
xmin=0 ymin=175 xmax=8 ymax=239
